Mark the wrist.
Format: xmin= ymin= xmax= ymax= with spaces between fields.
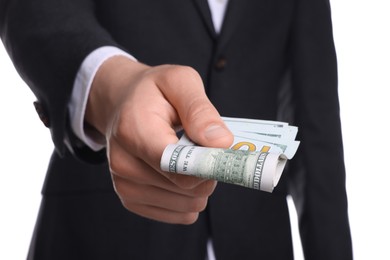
xmin=85 ymin=56 xmax=149 ymax=136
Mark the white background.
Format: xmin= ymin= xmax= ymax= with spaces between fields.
xmin=0 ymin=1 xmax=389 ymax=259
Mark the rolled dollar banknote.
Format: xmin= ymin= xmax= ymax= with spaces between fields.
xmin=161 ymin=144 xmax=287 ymax=192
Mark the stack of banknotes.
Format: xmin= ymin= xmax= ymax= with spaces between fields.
xmin=160 ymin=117 xmax=300 ymax=192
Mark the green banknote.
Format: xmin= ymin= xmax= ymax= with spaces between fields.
xmin=160 ymin=117 xmax=300 ymax=192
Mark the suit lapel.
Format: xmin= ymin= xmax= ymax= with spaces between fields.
xmin=192 ymin=0 xmax=247 ymax=50
xmin=217 ymin=0 xmax=247 ymax=51
xmin=192 ymin=0 xmax=217 ymax=38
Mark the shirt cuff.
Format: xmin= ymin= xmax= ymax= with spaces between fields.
xmin=68 ymin=46 xmax=136 ymax=151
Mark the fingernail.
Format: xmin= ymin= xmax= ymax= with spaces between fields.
xmin=204 ymin=124 xmax=231 ymax=141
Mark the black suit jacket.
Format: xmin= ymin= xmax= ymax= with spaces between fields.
xmin=0 ymin=0 xmax=353 ymax=259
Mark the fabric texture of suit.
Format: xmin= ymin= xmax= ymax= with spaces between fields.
xmin=0 ymin=0 xmax=353 ymax=259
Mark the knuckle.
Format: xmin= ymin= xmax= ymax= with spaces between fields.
xmin=108 ymin=151 xmax=127 ymax=176
xmin=119 ymin=199 xmax=136 ymax=213
xmin=191 ymin=180 xmax=217 ymax=197
xmin=163 ymin=65 xmax=202 ymax=87
xmin=110 ymin=111 xmax=145 ymax=157
xmin=187 ymin=197 xmax=208 ymax=212
xmin=174 ymin=65 xmax=199 ymax=80
xmin=179 ymin=213 xmax=199 ymax=225
xmin=111 ymin=176 xmax=129 ymax=197
xmin=171 ymin=175 xmax=203 ymax=190
xmin=112 ymin=114 xmax=131 ymax=142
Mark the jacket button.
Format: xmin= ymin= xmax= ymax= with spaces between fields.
xmin=33 ymin=101 xmax=50 ymax=128
xmin=215 ymin=57 xmax=227 ymax=70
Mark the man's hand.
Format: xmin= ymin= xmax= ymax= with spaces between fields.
xmin=85 ymin=56 xmax=233 ymax=224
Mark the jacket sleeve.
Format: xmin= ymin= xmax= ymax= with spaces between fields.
xmin=0 ymin=0 xmax=120 ymax=162
xmin=287 ymin=0 xmax=353 ymax=259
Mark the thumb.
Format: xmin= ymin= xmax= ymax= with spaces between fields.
xmin=157 ymin=65 xmax=233 ymax=148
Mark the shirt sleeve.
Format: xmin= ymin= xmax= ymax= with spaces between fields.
xmin=68 ymin=46 xmax=137 ymax=151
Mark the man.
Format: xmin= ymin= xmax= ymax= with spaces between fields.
xmin=0 ymin=0 xmax=352 ymax=259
